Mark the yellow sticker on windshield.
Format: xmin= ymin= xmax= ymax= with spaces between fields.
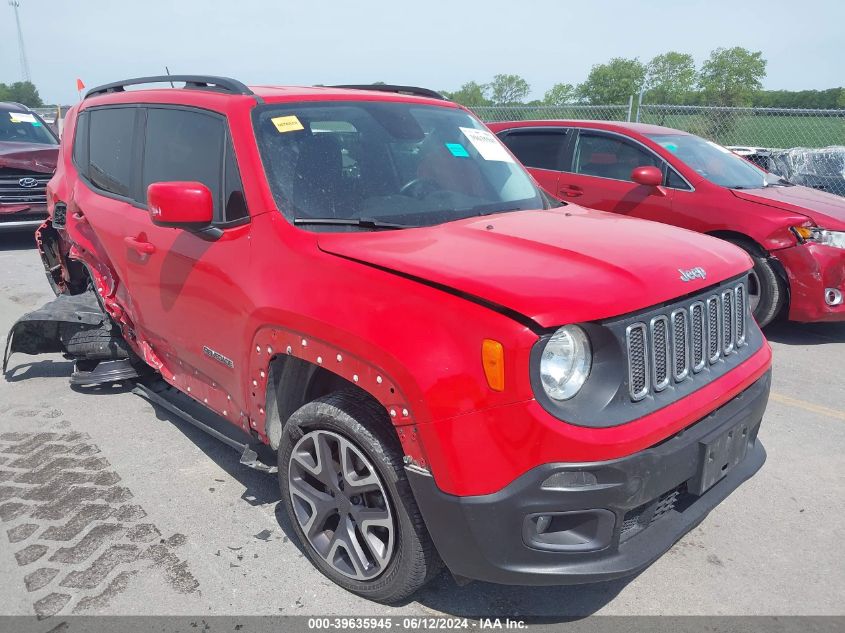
xmin=271 ymin=115 xmax=304 ymax=134
xmin=9 ymin=112 xmax=37 ymax=124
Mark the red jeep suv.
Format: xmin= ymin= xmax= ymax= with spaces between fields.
xmin=490 ymin=120 xmax=845 ymax=326
xmin=6 ymin=77 xmax=772 ymax=602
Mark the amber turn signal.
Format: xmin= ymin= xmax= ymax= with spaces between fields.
xmin=792 ymin=225 xmax=814 ymax=240
xmin=482 ymin=339 xmax=505 ymax=392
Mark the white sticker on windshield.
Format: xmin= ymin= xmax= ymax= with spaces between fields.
xmin=706 ymin=140 xmax=732 ymax=154
xmin=9 ymin=112 xmax=37 ymax=124
xmin=459 ymin=127 xmax=514 ymax=163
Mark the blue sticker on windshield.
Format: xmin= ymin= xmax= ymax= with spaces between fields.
xmin=32 ymin=121 xmax=43 ymax=127
xmin=661 ymin=142 xmax=678 ymax=153
xmin=446 ymin=143 xmax=469 ymax=158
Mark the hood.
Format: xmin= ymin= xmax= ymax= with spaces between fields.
xmin=0 ymin=142 xmax=58 ymax=174
xmin=730 ymin=185 xmax=845 ymax=231
xmin=317 ymin=207 xmax=751 ymax=328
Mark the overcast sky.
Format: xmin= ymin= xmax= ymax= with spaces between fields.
xmin=2 ymin=0 xmax=842 ymax=105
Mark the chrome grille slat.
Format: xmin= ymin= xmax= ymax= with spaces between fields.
xmin=722 ymin=291 xmax=734 ymax=354
xmin=626 ymin=280 xmax=750 ymax=402
xmin=689 ymin=301 xmax=706 ymax=373
xmin=735 ymin=284 xmax=746 ymax=347
xmin=706 ymin=296 xmax=721 ymax=364
xmin=650 ymin=316 xmax=670 ymax=391
xmin=626 ymin=323 xmax=649 ymax=401
xmin=671 ymin=309 xmax=690 ymax=382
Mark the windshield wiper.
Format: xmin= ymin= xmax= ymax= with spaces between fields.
xmin=293 ymin=217 xmax=417 ymax=230
xmin=477 ymin=207 xmax=527 ymax=217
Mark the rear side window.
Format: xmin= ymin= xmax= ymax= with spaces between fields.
xmin=141 ymin=108 xmax=224 ymax=215
xmin=72 ymin=111 xmax=89 ymax=175
xmin=88 ymin=108 xmax=136 ymax=197
xmin=573 ymin=132 xmax=662 ymax=182
xmin=500 ymin=130 xmax=568 ymax=171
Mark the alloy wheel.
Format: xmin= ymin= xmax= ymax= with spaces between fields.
xmin=288 ymin=430 xmax=395 ymax=580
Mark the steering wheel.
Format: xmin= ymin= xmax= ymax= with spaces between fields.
xmin=399 ymin=178 xmax=439 ymax=199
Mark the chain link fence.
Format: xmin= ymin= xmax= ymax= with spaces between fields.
xmin=637 ymin=104 xmax=845 ymax=149
xmin=637 ymin=105 xmax=845 ymax=197
xmin=472 ymin=104 xmax=631 ymax=123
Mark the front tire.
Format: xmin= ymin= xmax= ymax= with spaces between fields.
xmin=278 ymin=390 xmax=441 ymax=603
xmin=728 ymin=240 xmax=786 ymax=327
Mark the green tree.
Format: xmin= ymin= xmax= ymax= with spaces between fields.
xmin=577 ymin=58 xmax=646 ymax=104
xmin=543 ymin=83 xmax=576 ymax=105
xmin=488 ymin=74 xmax=530 ymax=105
xmin=699 ymin=47 xmax=767 ymax=106
xmin=443 ymin=81 xmax=491 ymax=107
xmin=0 ymin=81 xmax=44 ymax=107
xmin=837 ymin=89 xmax=845 ymax=109
xmin=644 ymin=52 xmax=697 ymax=104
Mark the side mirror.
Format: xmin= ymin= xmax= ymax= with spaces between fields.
xmin=147 ymin=181 xmax=213 ymax=229
xmin=630 ymin=166 xmax=663 ymax=187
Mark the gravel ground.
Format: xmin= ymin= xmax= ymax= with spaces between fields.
xmin=1 ymin=231 xmax=843 ymax=620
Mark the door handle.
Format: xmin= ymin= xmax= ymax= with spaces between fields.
xmin=558 ymin=184 xmax=583 ymax=198
xmin=124 ymin=236 xmax=156 ymax=255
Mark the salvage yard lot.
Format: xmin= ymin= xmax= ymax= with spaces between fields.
xmin=1 ymin=232 xmax=843 ymax=619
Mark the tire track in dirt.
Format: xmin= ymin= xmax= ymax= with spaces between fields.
xmin=0 ymin=405 xmax=200 ymax=619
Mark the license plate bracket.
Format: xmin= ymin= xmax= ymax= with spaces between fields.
xmin=688 ymin=418 xmax=753 ymax=496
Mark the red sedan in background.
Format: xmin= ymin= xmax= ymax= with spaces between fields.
xmin=490 ymin=120 xmax=845 ymax=326
xmin=0 ymin=102 xmax=59 ymax=234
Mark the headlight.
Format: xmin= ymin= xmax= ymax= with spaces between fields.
xmin=816 ymin=230 xmax=845 ymax=249
xmin=539 ymin=326 xmax=592 ymax=400
xmin=793 ymin=226 xmax=845 ymax=249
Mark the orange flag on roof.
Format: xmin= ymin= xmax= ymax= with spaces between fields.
xmin=76 ymin=78 xmax=85 ymax=91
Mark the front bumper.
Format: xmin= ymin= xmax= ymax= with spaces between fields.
xmin=408 ymin=370 xmax=770 ymax=586
xmin=0 ymin=205 xmax=48 ymax=233
xmin=775 ymin=242 xmax=845 ymax=322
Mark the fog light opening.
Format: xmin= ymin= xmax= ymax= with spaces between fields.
xmin=535 ymin=515 xmax=551 ymax=534
xmin=523 ymin=509 xmax=615 ymax=552
xmin=824 ymin=288 xmax=843 ymax=306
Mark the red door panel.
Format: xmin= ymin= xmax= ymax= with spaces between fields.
xmin=559 ymin=130 xmax=676 ymax=222
xmin=557 ymin=171 xmax=675 ymax=222
xmin=123 ymin=221 xmax=253 ymax=401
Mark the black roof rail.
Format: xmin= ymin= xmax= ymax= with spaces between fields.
xmin=330 ymin=84 xmax=448 ymax=101
xmin=84 ymin=75 xmax=255 ymax=99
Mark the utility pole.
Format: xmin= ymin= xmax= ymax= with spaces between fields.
xmin=9 ymin=0 xmax=32 ymax=83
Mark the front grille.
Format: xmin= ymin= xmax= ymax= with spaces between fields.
xmin=620 ymin=484 xmax=693 ymax=542
xmin=0 ymin=169 xmax=51 ymax=206
xmin=626 ymin=279 xmax=749 ymax=401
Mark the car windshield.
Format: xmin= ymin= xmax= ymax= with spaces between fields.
xmin=0 ymin=110 xmax=58 ymax=145
xmin=647 ymin=132 xmax=770 ymax=189
xmin=253 ymin=101 xmax=544 ymax=230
